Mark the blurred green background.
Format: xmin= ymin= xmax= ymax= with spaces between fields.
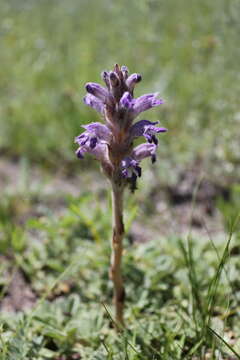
xmin=1 ymin=0 xmax=239 ymax=182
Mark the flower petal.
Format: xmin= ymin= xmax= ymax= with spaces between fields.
xmin=120 ymin=92 xmax=134 ymax=109
xmin=89 ymin=137 xmax=97 ymax=149
xmin=75 ymin=132 xmax=89 ymax=146
xmin=85 ymin=82 xmax=109 ymax=102
xmin=130 ymin=120 xmax=158 ymax=137
xmin=130 ymin=120 xmax=167 ymax=144
xmin=83 ymin=94 xmax=104 ymax=113
xmin=131 ymin=143 xmax=157 ymax=162
xmin=81 ymin=122 xmax=111 ymax=143
xmin=121 ymin=157 xmax=142 ymax=179
xmin=121 ymin=156 xmax=141 ymax=193
xmin=132 ymin=93 xmax=164 ymax=117
xmin=76 ymin=141 xmax=108 ymax=161
xmin=101 ymin=71 xmax=110 ymax=89
xmin=109 ymin=71 xmax=120 ymax=87
xmin=89 ymin=142 xmax=109 ymax=160
xmin=126 ymin=73 xmax=142 ymax=91
xmin=75 ymin=147 xmax=86 ymax=159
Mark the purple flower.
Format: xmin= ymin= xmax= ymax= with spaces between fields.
xmin=121 ymin=143 xmax=157 ymax=181
xmin=120 ymin=92 xmax=164 ymax=118
xmin=83 ymin=94 xmax=104 ymax=114
xmin=132 ymin=93 xmax=164 ymax=117
xmin=75 ymin=64 xmax=167 ymax=189
xmin=130 ymin=120 xmax=167 ymax=145
xmin=120 ymin=143 xmax=158 ymax=192
xmin=121 ymin=157 xmax=142 ymax=179
xmin=120 ymin=92 xmax=134 ymax=109
xmin=75 ymin=122 xmax=111 ymax=161
xmin=132 ymin=143 xmax=157 ymax=163
xmin=126 ymin=73 xmax=142 ymax=92
xmin=101 ymin=71 xmax=111 ymax=89
xmin=85 ymin=82 xmax=109 ymax=102
xmin=121 ymin=157 xmax=142 ymax=193
xmin=75 ymin=141 xmax=108 ymax=162
xmin=81 ymin=123 xmax=111 ymax=143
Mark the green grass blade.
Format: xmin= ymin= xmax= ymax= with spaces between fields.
xmin=208 ymin=326 xmax=240 ymax=360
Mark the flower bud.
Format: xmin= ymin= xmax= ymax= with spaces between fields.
xmin=126 ymin=73 xmax=142 ymax=92
xmin=109 ymin=71 xmax=120 ymax=87
xmin=85 ymin=82 xmax=109 ymax=102
xmin=121 ymin=65 xmax=129 ymax=80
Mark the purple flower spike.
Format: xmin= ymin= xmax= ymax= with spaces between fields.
xmin=75 ymin=64 xmax=169 ymax=324
xmin=76 ymin=64 xmax=167 ymax=190
xmin=83 ymin=94 xmax=104 ymax=114
xmin=132 ymin=93 xmax=164 ymax=117
xmin=85 ymin=82 xmax=109 ymax=102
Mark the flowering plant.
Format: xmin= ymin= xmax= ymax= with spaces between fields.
xmin=75 ymin=64 xmax=167 ymax=328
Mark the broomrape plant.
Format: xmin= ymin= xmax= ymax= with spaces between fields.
xmin=75 ymin=64 xmax=167 ymax=328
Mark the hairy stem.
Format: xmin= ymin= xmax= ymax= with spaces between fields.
xmin=109 ymin=182 xmax=125 ymax=328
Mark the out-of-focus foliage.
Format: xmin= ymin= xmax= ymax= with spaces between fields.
xmin=0 ymin=0 xmax=240 ymax=182
xmin=1 ymin=167 xmax=239 ymax=359
xmin=1 ymin=191 xmax=240 ymax=359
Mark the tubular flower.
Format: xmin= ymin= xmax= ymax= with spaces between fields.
xmin=75 ymin=64 xmax=167 ymax=191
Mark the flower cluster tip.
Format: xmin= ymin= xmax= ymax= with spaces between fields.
xmin=75 ymin=64 xmax=167 ymax=192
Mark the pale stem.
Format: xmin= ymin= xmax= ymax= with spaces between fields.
xmin=109 ymin=182 xmax=125 ymax=328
